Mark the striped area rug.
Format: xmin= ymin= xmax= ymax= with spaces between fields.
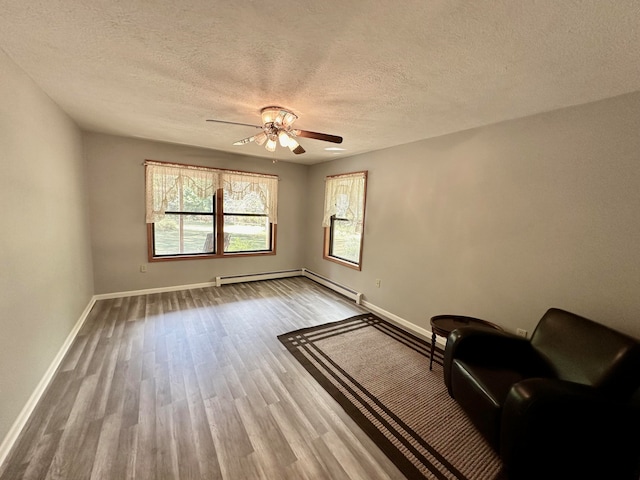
xmin=278 ymin=313 xmax=504 ymax=480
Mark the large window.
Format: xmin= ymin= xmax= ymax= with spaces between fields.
xmin=322 ymin=171 xmax=367 ymax=269
xmin=145 ymin=160 xmax=277 ymax=260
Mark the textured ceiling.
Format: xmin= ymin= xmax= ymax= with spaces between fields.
xmin=1 ymin=1 xmax=639 ymax=164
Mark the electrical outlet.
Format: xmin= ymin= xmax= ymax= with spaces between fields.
xmin=375 ymin=279 xmax=381 ymax=288
xmin=516 ymin=328 xmax=528 ymax=338
xmin=140 ymin=264 xmax=147 ymax=273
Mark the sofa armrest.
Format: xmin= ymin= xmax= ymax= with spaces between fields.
xmin=443 ymin=326 xmax=535 ymax=395
xmin=500 ymin=378 xmax=640 ymax=479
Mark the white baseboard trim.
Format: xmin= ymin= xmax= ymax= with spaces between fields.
xmin=0 ymin=296 xmax=97 ymax=470
xmin=93 ymin=270 xmax=305 ymax=300
xmin=93 ymin=281 xmax=218 ymax=300
xmin=361 ymin=300 xmax=443 ymax=346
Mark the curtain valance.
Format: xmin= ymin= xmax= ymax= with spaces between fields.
xmin=322 ymin=171 xmax=367 ymax=231
xmin=145 ymin=161 xmax=278 ymax=224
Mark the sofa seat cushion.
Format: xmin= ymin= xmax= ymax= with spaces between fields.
xmin=450 ymin=359 xmax=531 ymax=448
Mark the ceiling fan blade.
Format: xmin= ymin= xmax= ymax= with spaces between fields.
xmin=206 ymin=119 xmax=262 ymax=129
xmin=293 ymin=129 xmax=343 ymax=144
xmin=292 ymin=144 xmax=305 ymax=155
xmin=254 ymin=132 xmax=268 ymax=145
xmin=233 ymin=135 xmax=256 ymax=146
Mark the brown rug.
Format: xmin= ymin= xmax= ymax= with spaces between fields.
xmin=278 ymin=313 xmax=504 ymax=480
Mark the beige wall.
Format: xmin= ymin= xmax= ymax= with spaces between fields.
xmin=3 ymin=45 xmax=640 ymax=458
xmin=0 ymin=50 xmax=94 ymax=442
xmin=84 ymin=133 xmax=309 ymax=294
xmin=305 ymin=91 xmax=640 ymax=339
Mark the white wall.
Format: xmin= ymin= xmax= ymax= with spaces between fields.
xmin=84 ymin=133 xmax=309 ymax=294
xmin=305 ymin=91 xmax=640 ymax=339
xmin=0 ymin=50 xmax=94 ymax=444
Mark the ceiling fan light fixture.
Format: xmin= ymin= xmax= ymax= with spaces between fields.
xmin=283 ymin=112 xmax=297 ymax=127
xmin=260 ymin=106 xmax=280 ymax=125
xmin=278 ymin=130 xmax=291 ymax=147
xmin=265 ymin=136 xmax=277 ymax=152
xmin=261 ymin=106 xmax=298 ymax=128
xmin=208 ymin=106 xmax=340 ymax=157
xmin=274 ymin=110 xmax=287 ymax=127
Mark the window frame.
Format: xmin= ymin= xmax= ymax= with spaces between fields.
xmin=322 ymin=171 xmax=367 ymax=270
xmin=146 ymin=162 xmax=277 ymax=262
xmin=220 ymin=188 xmax=274 ymax=255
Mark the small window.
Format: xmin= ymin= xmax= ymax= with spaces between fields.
xmin=145 ymin=161 xmax=277 ymax=261
xmin=322 ymin=171 xmax=367 ymax=269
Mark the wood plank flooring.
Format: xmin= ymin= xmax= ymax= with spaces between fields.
xmin=0 ymin=278 xmax=406 ymax=479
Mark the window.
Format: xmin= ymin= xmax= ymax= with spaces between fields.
xmin=322 ymin=171 xmax=367 ymax=269
xmin=222 ymin=172 xmax=275 ymax=254
xmin=145 ymin=160 xmax=277 ymax=260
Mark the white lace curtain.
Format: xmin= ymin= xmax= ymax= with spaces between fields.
xmin=223 ymin=172 xmax=278 ymax=224
xmin=145 ymin=161 xmax=278 ymax=224
xmin=322 ymin=171 xmax=367 ymax=231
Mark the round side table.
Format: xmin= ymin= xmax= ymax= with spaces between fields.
xmin=429 ymin=315 xmax=503 ymax=370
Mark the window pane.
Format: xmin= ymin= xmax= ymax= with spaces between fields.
xmin=165 ymin=178 xmax=213 ymax=213
xmin=224 ymin=189 xmax=267 ymax=214
xmin=224 ymin=215 xmax=270 ymax=252
xmin=182 ymin=180 xmax=213 ymax=212
xmin=154 ymin=214 xmax=214 ymax=255
xmin=331 ymin=219 xmax=361 ymax=264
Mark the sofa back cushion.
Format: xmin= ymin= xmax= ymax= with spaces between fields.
xmin=530 ymin=308 xmax=640 ymax=395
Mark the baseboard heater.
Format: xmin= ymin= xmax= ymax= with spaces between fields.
xmin=215 ymin=268 xmax=363 ymax=305
xmin=215 ymin=269 xmax=302 ymax=287
xmin=301 ymin=269 xmax=363 ymax=305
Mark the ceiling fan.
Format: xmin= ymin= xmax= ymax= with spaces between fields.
xmin=206 ymin=106 xmax=343 ymax=155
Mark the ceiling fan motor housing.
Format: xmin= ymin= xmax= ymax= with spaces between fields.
xmin=259 ymin=107 xmax=300 ymax=152
xmin=260 ymin=106 xmax=298 ymax=129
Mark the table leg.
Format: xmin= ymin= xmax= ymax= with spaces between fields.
xmin=429 ymin=332 xmax=436 ymax=370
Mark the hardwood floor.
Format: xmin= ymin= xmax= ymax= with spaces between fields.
xmin=0 ymin=278 xmax=406 ymax=479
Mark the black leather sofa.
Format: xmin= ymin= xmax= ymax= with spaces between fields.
xmin=443 ymin=307 xmax=640 ymax=480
